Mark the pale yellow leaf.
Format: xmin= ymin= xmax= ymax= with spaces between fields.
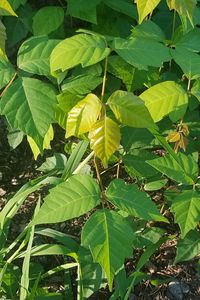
xmin=66 ymin=93 xmax=102 ymax=138
xmin=0 ymin=0 xmax=17 ymax=16
xmin=89 ymin=116 xmax=120 ymax=167
xmin=27 ymin=125 xmax=54 ymax=160
xmin=135 ymin=0 xmax=161 ymax=24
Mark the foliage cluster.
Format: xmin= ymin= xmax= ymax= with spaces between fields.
xmin=0 ymin=0 xmax=200 ymax=299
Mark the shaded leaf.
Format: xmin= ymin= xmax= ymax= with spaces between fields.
xmin=0 ymin=78 xmax=56 ymax=150
xmin=32 ymin=6 xmax=64 ymax=36
xmin=113 ymin=37 xmax=170 ymax=70
xmin=106 ymin=179 xmax=167 ymax=222
xmin=82 ymin=209 xmax=134 ymax=290
xmin=175 ymin=230 xmax=200 ymax=263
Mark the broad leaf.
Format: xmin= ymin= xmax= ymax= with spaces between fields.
xmin=131 ymin=20 xmax=165 ymax=42
xmin=108 ymin=56 xmax=135 ymax=92
xmin=140 ymin=81 xmax=188 ymax=122
xmin=81 ymin=209 xmax=134 ymax=290
xmin=0 ymin=20 xmax=6 ymax=53
xmin=147 ymin=153 xmax=198 ymax=185
xmin=171 ymin=46 xmax=200 ymax=80
xmin=50 ymin=34 xmax=110 ymax=73
xmin=175 ymin=28 xmax=200 ymax=52
xmin=27 ymin=125 xmax=54 ymax=160
xmin=107 ymin=90 xmax=156 ymax=128
xmin=113 ymin=37 xmax=170 ymax=70
xmin=167 ymin=0 xmax=196 ymax=24
xmin=89 ymin=116 xmax=120 ymax=167
xmin=17 ymin=36 xmax=59 ymax=76
xmin=62 ymin=74 xmax=102 ymax=95
xmin=67 ymin=0 xmax=101 ymax=24
xmin=103 ymin=0 xmax=137 ymax=19
xmin=32 ymin=174 xmax=100 ymax=225
xmin=8 ymin=0 xmax=27 ymax=10
xmin=106 ymin=179 xmax=167 ymax=222
xmin=0 ymin=78 xmax=56 ymax=150
xmin=135 ymin=0 xmax=161 ymax=24
xmin=66 ymin=93 xmax=102 ymax=138
xmin=171 ymin=190 xmax=200 ymax=237
xmin=0 ymin=57 xmax=15 ymax=89
xmin=123 ymin=151 xmax=158 ymax=179
xmin=32 ymin=6 xmax=64 ymax=35
xmin=0 ymin=0 xmax=17 ymax=16
xmin=175 ymin=230 xmax=200 ymax=263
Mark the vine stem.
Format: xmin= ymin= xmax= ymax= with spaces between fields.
xmin=0 ymin=72 xmax=17 ymax=98
xmin=172 ymin=10 xmax=176 ymax=40
xmin=94 ymin=156 xmax=104 ymax=192
xmin=187 ymin=78 xmax=191 ymax=91
xmin=101 ymin=57 xmax=108 ymax=101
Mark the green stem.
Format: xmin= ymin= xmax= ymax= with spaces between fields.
xmin=72 ymin=151 xmax=94 ymax=175
xmin=101 ymin=57 xmax=108 ymax=102
xmin=172 ymin=10 xmax=176 ymax=40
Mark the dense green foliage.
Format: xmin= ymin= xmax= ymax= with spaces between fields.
xmin=0 ymin=0 xmax=200 ymax=299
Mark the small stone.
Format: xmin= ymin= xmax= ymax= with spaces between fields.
xmin=129 ymin=293 xmax=137 ymax=300
xmin=167 ymin=281 xmax=190 ymax=299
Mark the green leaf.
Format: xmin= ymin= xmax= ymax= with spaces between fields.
xmin=144 ymin=179 xmax=168 ymax=191
xmin=37 ymin=153 xmax=67 ymax=173
xmin=123 ymin=151 xmax=158 ymax=179
xmin=113 ymin=37 xmax=170 ymax=70
xmin=140 ymin=81 xmax=188 ymax=122
xmin=0 ymin=0 xmax=17 ymax=16
xmin=0 ymin=20 xmax=6 ymax=53
xmin=121 ymin=127 xmax=153 ymax=152
xmin=171 ymin=190 xmax=200 ymax=237
xmin=147 ymin=153 xmax=198 ymax=185
xmin=0 ymin=56 xmax=15 ymax=89
xmin=32 ymin=6 xmax=64 ymax=36
xmin=67 ymin=0 xmax=101 ymax=24
xmin=32 ymin=174 xmax=100 ymax=225
xmin=171 ymin=46 xmax=200 ymax=80
xmin=175 ymin=230 xmax=200 ymax=263
xmin=89 ymin=116 xmax=120 ymax=167
xmin=35 ymin=228 xmax=79 ymax=253
xmin=103 ymin=0 xmax=137 ymax=19
xmin=167 ymin=0 xmax=196 ymax=24
xmin=17 ymin=36 xmax=59 ymax=76
xmin=8 ymin=0 xmax=27 ymax=10
xmin=131 ymin=20 xmax=165 ymax=42
xmin=50 ymin=34 xmax=110 ymax=73
xmin=106 ymin=179 xmax=168 ymax=222
xmin=61 ymin=74 xmax=102 ymax=95
xmin=107 ymin=90 xmax=156 ymax=128
xmin=0 ymin=77 xmax=56 ymax=150
xmin=17 ymin=244 xmax=71 ymax=258
xmin=135 ymin=0 xmax=161 ymax=24
xmin=27 ymin=125 xmax=54 ymax=160
xmin=175 ymin=28 xmax=200 ymax=52
xmin=81 ymin=209 xmax=134 ymax=290
xmin=66 ymin=93 xmax=102 ymax=138
xmin=107 ymin=56 xmax=135 ymax=92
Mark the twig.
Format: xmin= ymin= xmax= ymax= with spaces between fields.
xmin=0 ymin=72 xmax=17 ymax=98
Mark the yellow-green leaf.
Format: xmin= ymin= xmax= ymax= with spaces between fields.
xmin=66 ymin=94 xmax=102 ymax=138
xmin=166 ymin=0 xmax=196 ymax=24
xmin=0 ymin=20 xmax=6 ymax=53
xmin=0 ymin=0 xmax=17 ymax=16
xmin=89 ymin=116 xmax=120 ymax=167
xmin=135 ymin=0 xmax=161 ymax=24
xmin=27 ymin=125 xmax=54 ymax=160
